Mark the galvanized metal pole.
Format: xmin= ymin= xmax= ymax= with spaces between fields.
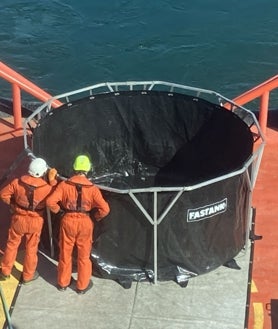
xmin=153 ymin=191 xmax=158 ymax=284
xmin=46 ymin=208 xmax=54 ymax=258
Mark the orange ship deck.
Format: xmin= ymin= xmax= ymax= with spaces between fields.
xmin=0 ymin=114 xmax=278 ymax=329
xmin=248 ymin=127 xmax=278 ymax=329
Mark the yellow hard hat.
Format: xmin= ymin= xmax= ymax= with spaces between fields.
xmin=73 ymin=155 xmax=92 ymax=172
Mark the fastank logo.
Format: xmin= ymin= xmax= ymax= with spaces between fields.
xmin=187 ymin=198 xmax=227 ymax=222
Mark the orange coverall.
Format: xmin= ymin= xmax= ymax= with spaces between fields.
xmin=0 ymin=175 xmax=56 ymax=281
xmin=46 ymin=174 xmax=110 ymax=290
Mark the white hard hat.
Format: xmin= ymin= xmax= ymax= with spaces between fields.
xmin=28 ymin=158 xmax=48 ymax=177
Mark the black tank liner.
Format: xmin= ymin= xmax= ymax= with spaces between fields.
xmin=33 ymin=90 xmax=254 ymax=287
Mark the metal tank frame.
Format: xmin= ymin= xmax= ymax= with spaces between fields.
xmin=23 ymin=81 xmax=265 ymax=284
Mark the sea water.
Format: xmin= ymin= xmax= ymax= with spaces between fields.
xmin=0 ymin=0 xmax=278 ymax=106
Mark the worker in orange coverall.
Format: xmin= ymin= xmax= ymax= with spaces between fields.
xmin=46 ymin=154 xmax=110 ymax=294
xmin=0 ymin=158 xmax=57 ymax=284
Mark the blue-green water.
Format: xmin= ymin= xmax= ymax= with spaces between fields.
xmin=1 ymin=0 xmax=278 ymax=105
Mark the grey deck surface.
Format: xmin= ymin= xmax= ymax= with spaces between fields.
xmin=9 ymin=247 xmax=250 ymax=329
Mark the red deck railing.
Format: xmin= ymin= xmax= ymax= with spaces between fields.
xmin=0 ymin=61 xmax=62 ymax=129
xmin=232 ymin=75 xmax=278 ymax=135
xmin=0 ymin=61 xmax=277 ymax=134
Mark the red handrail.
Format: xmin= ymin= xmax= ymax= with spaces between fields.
xmin=1 ymin=61 xmax=277 ymax=134
xmin=232 ymin=75 xmax=278 ymax=135
xmin=0 ymin=61 xmax=62 ymax=129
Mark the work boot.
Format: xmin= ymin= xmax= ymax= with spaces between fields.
xmin=0 ymin=270 xmax=10 ymax=281
xmin=57 ymin=277 xmax=74 ymax=291
xmin=76 ymin=280 xmax=93 ymax=295
xmin=22 ymin=271 xmax=40 ymax=285
xmin=57 ymin=285 xmax=67 ymax=292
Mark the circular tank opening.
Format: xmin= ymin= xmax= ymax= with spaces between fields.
xmin=33 ymin=90 xmax=253 ymax=186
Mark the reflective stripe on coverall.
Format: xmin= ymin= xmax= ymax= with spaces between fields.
xmin=46 ymin=175 xmax=110 ymax=290
xmin=0 ymin=175 xmax=55 ymax=281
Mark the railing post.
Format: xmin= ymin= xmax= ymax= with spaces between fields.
xmin=12 ymin=83 xmax=22 ymax=129
xmin=259 ymin=91 xmax=269 ymax=135
xmin=0 ymin=61 xmax=63 ymax=130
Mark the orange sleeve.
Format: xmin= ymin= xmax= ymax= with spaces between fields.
xmin=46 ymin=182 xmax=64 ymax=214
xmin=0 ymin=179 xmax=17 ymax=205
xmin=91 ymin=186 xmax=110 ymax=220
